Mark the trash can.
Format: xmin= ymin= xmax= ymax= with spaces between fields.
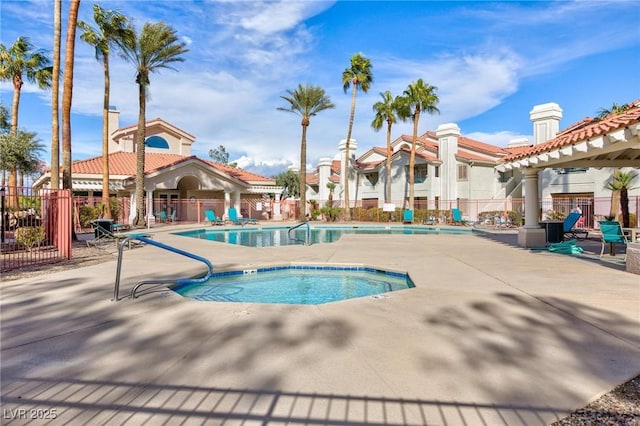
xmin=539 ymin=220 xmax=564 ymax=244
xmin=94 ymin=219 xmax=113 ymax=237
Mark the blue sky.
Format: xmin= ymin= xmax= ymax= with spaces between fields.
xmin=1 ymin=0 xmax=639 ymax=177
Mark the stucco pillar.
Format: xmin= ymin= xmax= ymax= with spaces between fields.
xmin=128 ymin=192 xmax=136 ymax=225
xmin=436 ymin=123 xmax=460 ymax=204
xmin=145 ymin=190 xmax=154 ymax=229
xmin=318 ymin=158 xmax=332 ymax=202
xmin=517 ymin=168 xmax=546 ymax=247
xmin=233 ymin=191 xmax=241 ymax=216
xmin=272 ymin=193 xmax=282 ymax=221
xmin=223 ymin=192 xmax=231 ymax=219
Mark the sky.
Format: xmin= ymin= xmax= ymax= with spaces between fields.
xmin=1 ymin=0 xmax=639 ymax=178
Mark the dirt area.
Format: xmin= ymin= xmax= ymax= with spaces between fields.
xmin=2 ymin=237 xmax=639 ymax=425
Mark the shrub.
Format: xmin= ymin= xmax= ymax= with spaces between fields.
xmin=320 ymin=205 xmax=342 ymax=222
xmin=15 ymin=226 xmax=46 ymax=251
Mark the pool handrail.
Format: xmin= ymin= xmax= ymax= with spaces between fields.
xmin=112 ymin=235 xmax=214 ymax=301
xmin=287 ymin=221 xmax=311 ymax=245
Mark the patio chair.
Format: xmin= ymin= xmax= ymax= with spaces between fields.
xmin=563 ymin=212 xmax=588 ymax=239
xmin=87 ymin=222 xmax=153 ymax=249
xmin=402 ymin=209 xmax=414 ymax=224
xmin=451 ymin=208 xmax=465 ymax=225
xmin=204 ymin=209 xmax=225 ymax=226
xmin=228 ymin=207 xmax=258 ymax=226
xmin=599 ymin=220 xmax=629 ymax=260
xmin=169 ymin=210 xmax=177 ymax=223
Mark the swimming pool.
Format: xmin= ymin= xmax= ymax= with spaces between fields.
xmin=174 ymin=225 xmax=472 ymax=247
xmin=171 ymin=264 xmax=414 ymax=304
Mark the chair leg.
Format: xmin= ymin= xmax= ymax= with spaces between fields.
xmin=600 ymin=242 xmax=605 ymax=258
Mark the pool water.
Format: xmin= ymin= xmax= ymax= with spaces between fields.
xmin=174 ymin=225 xmax=471 ymax=247
xmin=172 ymin=265 xmax=414 ymax=304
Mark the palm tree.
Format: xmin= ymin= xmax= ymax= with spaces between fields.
xmin=79 ymin=5 xmax=135 ymax=219
xmin=0 ymin=36 xmax=52 ymax=207
xmin=607 ymin=170 xmax=637 ymax=228
xmin=596 ymin=102 xmax=630 ymax=120
xmin=372 ymin=90 xmax=401 ymax=203
xmin=122 ymin=21 xmax=188 ymax=227
xmin=0 ymin=130 xmax=45 ymax=192
xmin=341 ymin=53 xmax=373 ymax=221
xmin=278 ymin=83 xmax=335 ymax=220
xmin=51 ymin=0 xmax=61 ymax=189
xmin=397 ymin=79 xmax=439 ymax=211
xmin=61 ymin=0 xmax=80 ymax=193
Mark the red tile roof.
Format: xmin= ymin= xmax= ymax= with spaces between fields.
xmin=502 ymin=99 xmax=640 ymax=162
xmin=71 ymin=152 xmax=274 ymax=184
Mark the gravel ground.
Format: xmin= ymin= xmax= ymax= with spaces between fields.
xmin=3 ymin=239 xmax=639 ymax=425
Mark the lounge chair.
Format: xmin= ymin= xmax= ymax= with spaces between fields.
xmin=402 ymin=209 xmax=414 ymax=224
xmin=451 ymin=208 xmax=465 ymax=225
xmin=563 ymin=212 xmax=588 ymax=239
xmin=599 ymin=220 xmax=629 ymax=260
xmin=87 ymin=222 xmax=153 ymax=249
xmin=228 ymin=207 xmax=258 ymax=226
xmin=204 ymin=209 xmax=225 ymax=226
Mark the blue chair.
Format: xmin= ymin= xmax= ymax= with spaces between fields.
xmin=228 ymin=207 xmax=258 ymax=226
xmin=451 ymin=208 xmax=464 ymax=225
xmin=204 ymin=209 xmax=224 ymax=226
xmin=563 ymin=212 xmax=588 ymax=239
xmin=402 ymin=209 xmax=414 ymax=224
xmin=599 ymin=221 xmax=629 ymax=260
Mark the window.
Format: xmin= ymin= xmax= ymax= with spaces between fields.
xmin=405 ymin=164 xmax=428 ymax=183
xmin=434 ymin=165 xmax=439 ymax=178
xmin=554 ymin=167 xmax=588 ymax=175
xmin=364 ymin=172 xmax=378 ymax=186
xmin=457 ymin=164 xmax=468 ymax=181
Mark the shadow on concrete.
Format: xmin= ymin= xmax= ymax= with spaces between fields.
xmin=1 ymin=377 xmax=569 ymax=425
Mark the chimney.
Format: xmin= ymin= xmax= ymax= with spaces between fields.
xmin=529 ymin=103 xmax=562 ymax=145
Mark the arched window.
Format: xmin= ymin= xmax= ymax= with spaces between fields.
xmin=145 ymin=135 xmax=169 ymax=149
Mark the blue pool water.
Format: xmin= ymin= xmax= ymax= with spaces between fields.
xmin=174 ymin=225 xmax=471 ymax=247
xmin=172 ymin=265 xmax=414 ymax=304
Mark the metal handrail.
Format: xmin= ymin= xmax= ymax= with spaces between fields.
xmin=112 ymin=235 xmax=214 ymax=301
xmin=287 ymin=221 xmax=311 ymax=246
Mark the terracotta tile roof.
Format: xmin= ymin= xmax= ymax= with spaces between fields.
xmin=71 ymin=152 xmax=273 ymax=184
xmin=502 ymin=99 xmax=640 ymax=162
xmin=113 ymin=117 xmax=196 ymax=140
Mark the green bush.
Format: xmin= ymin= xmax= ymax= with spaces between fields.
xmin=79 ymin=205 xmax=101 ymax=227
xmin=320 ymin=205 xmax=342 ymax=222
xmin=15 ymin=226 xmax=46 ymax=251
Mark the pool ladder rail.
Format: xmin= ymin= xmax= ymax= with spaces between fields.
xmin=112 ymin=235 xmax=214 ymax=301
xmin=287 ymin=221 xmax=311 ymax=246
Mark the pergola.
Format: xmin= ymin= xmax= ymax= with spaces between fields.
xmin=497 ymin=100 xmax=640 ymax=248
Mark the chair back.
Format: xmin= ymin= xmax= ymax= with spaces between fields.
xmin=403 ymin=209 xmax=413 ymax=223
xmin=204 ymin=210 xmax=215 ymax=221
xmin=563 ymin=212 xmax=582 ymax=232
xmin=228 ymin=207 xmax=239 ymax=221
xmin=599 ymin=221 xmax=627 ymax=244
xmin=452 ymin=208 xmax=462 ymax=222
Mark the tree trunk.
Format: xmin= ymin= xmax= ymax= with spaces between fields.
xmin=408 ymin=110 xmax=420 ymax=211
xmin=343 ymin=83 xmax=358 ymax=221
xmin=385 ymin=120 xmax=392 ymax=203
xmin=8 ymin=83 xmax=22 ymax=208
xmin=299 ymin=122 xmax=308 ymax=221
xmin=101 ymin=53 xmax=112 ymax=219
xmin=134 ymin=81 xmax=147 ymax=227
xmin=621 ymin=187 xmax=630 ymax=228
xmin=50 ymin=0 xmax=61 ymax=190
xmin=62 ymin=0 xmax=80 ymax=239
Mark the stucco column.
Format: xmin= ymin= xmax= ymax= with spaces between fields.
xmin=272 ymin=193 xmax=282 ymax=221
xmin=517 ymin=168 xmax=546 ymax=247
xmin=128 ymin=192 xmax=136 ymax=225
xmin=233 ymin=192 xmax=241 ymax=216
xmin=146 ymin=190 xmax=155 ymax=228
xmin=224 ymin=192 xmax=231 ymax=219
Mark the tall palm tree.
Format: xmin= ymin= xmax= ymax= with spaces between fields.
xmin=62 ymin=0 xmax=80 ymax=194
xmin=51 ymin=0 xmax=61 ymax=189
xmin=341 ymin=53 xmax=373 ymax=221
xmin=122 ymin=21 xmax=188 ymax=227
xmin=79 ymin=5 xmax=134 ymax=219
xmin=607 ymin=170 xmax=637 ymax=228
xmin=397 ymin=78 xmax=439 ymax=211
xmin=0 ymin=36 xmax=52 ymax=207
xmin=371 ymin=90 xmax=401 ymax=203
xmin=278 ymin=83 xmax=335 ymax=220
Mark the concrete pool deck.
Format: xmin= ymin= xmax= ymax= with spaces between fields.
xmin=1 ymin=223 xmax=639 ymax=425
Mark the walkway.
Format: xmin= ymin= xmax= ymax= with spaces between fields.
xmin=1 ymin=224 xmax=638 ymax=425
